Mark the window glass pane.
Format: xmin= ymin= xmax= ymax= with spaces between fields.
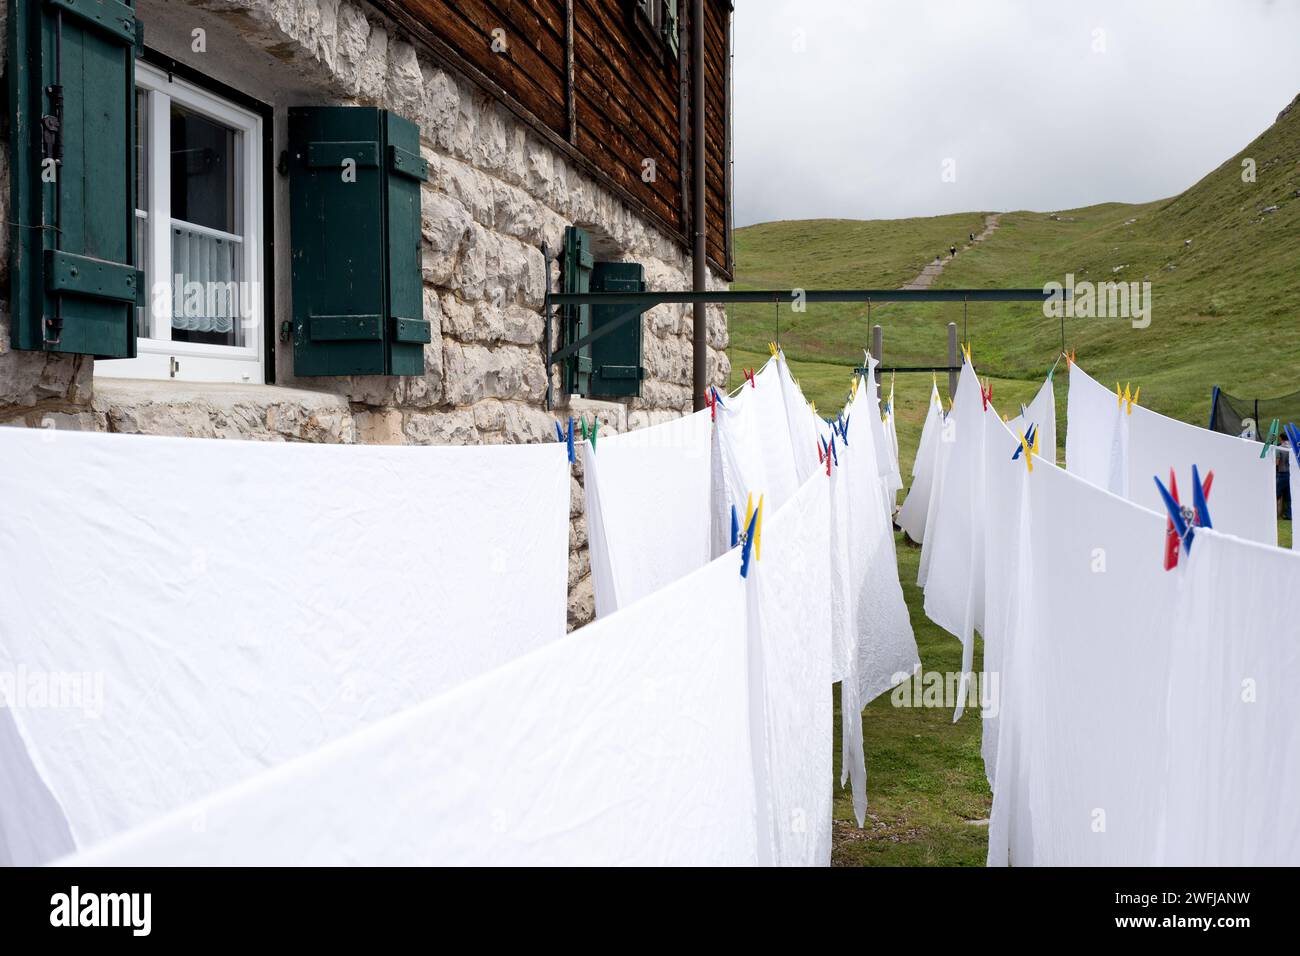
xmin=171 ymin=225 xmax=244 ymax=348
xmin=170 ymin=104 xmax=236 ymax=234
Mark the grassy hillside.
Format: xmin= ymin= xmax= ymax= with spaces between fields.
xmin=728 ymin=93 xmax=1299 ymax=866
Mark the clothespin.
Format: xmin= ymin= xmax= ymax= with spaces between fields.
xmin=1130 ymin=386 xmax=1140 ymax=412
xmin=962 ymin=341 xmax=972 ymax=364
xmin=1155 ymin=466 xmax=1215 ymax=567
xmin=980 ymin=378 xmax=992 ymax=411
xmin=817 ymin=438 xmax=825 ymax=465
xmin=841 ymin=413 xmax=850 ymax=445
xmin=730 ymin=505 xmax=740 ymax=549
xmin=1014 ymin=428 xmax=1034 ymax=472
xmin=809 ymin=400 xmax=817 ymax=417
xmin=768 ymin=341 xmax=779 ymax=358
xmin=1012 ymin=423 xmax=1036 ymax=460
xmin=589 ymin=417 xmax=599 ymax=449
xmin=1286 ymin=423 xmax=1300 ymax=461
xmin=565 ymin=417 xmax=575 ymax=463
xmin=822 ymin=437 xmax=832 ymax=476
xmin=707 ymin=388 xmax=716 ymax=421
xmin=1116 ymin=383 xmax=1124 ymax=408
xmin=744 ymin=367 xmax=756 ymax=388
xmin=1031 ymin=424 xmax=1040 ymax=457
xmin=1259 ymin=418 xmax=1280 ymax=459
xmin=739 ymin=506 xmax=759 ymax=578
xmin=754 ymin=495 xmax=764 ymax=561
xmin=828 ymin=434 xmax=838 ymax=467
xmin=1065 ymin=348 xmax=1076 ymax=367
xmin=1122 ymin=383 xmax=1133 ymax=415
xmin=555 ymin=421 xmax=564 ymax=443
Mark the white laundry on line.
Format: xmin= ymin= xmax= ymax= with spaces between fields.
xmin=986 ymin=459 xmax=1178 ymax=867
xmin=1161 ymin=528 xmax=1300 ymax=865
xmin=582 ymin=410 xmax=713 ymax=618
xmin=748 ymin=473 xmax=834 ymax=865
xmin=57 ymin=549 xmax=759 ymax=866
xmin=896 ymin=382 xmax=944 ymax=544
xmin=0 ymin=427 xmax=569 ymax=866
xmin=1066 ymin=364 xmax=1276 ymax=545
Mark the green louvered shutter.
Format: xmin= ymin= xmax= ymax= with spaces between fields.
xmin=588 ymin=261 xmax=646 ymax=398
xmin=561 ymin=225 xmax=594 ymax=395
xmin=665 ymin=0 xmax=680 ymax=56
xmin=8 ymin=0 xmax=143 ymax=357
xmin=287 ymin=106 xmax=429 ymax=376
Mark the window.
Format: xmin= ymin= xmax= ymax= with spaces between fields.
xmin=634 ymin=0 xmax=679 ymax=57
xmin=98 ymin=62 xmax=265 ymax=384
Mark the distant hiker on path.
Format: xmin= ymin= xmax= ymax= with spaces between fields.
xmin=969 ymin=232 xmax=974 ymax=242
xmin=950 ymin=244 xmax=957 ymax=258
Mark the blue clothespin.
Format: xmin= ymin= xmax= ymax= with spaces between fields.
xmin=730 ymin=505 xmax=740 ymax=549
xmin=1191 ymin=464 xmax=1212 ymax=531
xmin=739 ymin=507 xmax=759 ymax=578
xmin=828 ymin=434 xmax=838 ymax=467
xmin=1154 ymin=474 xmax=1194 ymax=554
xmin=1012 ymin=423 xmax=1037 ymax=460
xmin=1285 ymin=423 xmax=1300 ymax=461
xmin=839 ymin=414 xmax=850 ymax=445
xmin=555 ymin=421 xmax=564 ymax=443
xmin=565 ymin=416 xmax=575 ymax=463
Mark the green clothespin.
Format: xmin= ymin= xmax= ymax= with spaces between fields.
xmin=590 ymin=417 xmax=598 ymax=449
xmin=1260 ymin=418 xmax=1280 ymax=458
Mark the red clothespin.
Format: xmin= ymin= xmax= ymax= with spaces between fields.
xmin=1161 ymin=467 xmax=1215 ymax=570
xmin=744 ymin=367 xmax=756 ymax=388
xmin=817 ymin=438 xmax=825 ymax=464
xmin=707 ymin=388 xmax=717 ymax=421
xmin=981 ymin=378 xmax=992 ymax=411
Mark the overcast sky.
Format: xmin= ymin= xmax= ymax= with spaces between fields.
xmin=733 ymin=0 xmax=1300 ymax=225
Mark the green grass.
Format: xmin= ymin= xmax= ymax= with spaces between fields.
xmin=728 ymin=94 xmax=1299 ymax=866
xmin=830 ymin=543 xmax=991 ymax=866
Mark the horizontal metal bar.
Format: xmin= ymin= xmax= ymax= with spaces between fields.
xmin=549 ymin=303 xmax=644 ymax=365
xmin=548 ymin=288 xmax=1060 ymax=306
xmin=855 ymin=365 xmax=962 ymax=374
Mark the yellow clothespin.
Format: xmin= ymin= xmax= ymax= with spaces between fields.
xmin=1116 ymin=382 xmax=1124 ymax=408
xmin=1020 ymin=430 xmax=1034 ymax=473
xmin=1002 ymin=413 xmax=1009 ymax=422
xmin=1128 ymin=386 xmax=1140 ymax=414
xmin=809 ymin=400 xmax=817 ymax=416
xmin=932 ymin=371 xmax=938 ymax=389
xmin=962 ymin=342 xmax=972 ymax=364
xmin=1032 ymin=426 xmax=1040 ymax=456
xmin=743 ymin=492 xmax=754 ymax=537
xmin=754 ymin=495 xmax=764 ymax=560
xmin=768 ymin=341 xmax=779 ymax=358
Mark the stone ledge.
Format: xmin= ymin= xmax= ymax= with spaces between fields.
xmin=92 ymin=378 xmax=357 ymax=443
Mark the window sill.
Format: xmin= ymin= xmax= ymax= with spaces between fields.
xmin=92 ymin=377 xmax=351 ymax=415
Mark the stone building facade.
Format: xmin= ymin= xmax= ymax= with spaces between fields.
xmin=0 ymin=0 xmax=733 ymax=628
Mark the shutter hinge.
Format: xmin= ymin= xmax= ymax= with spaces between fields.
xmin=277 ymin=150 xmax=290 ymax=177
xmin=42 ymin=86 xmax=64 ymax=164
xmin=279 ymin=320 xmax=293 ymax=343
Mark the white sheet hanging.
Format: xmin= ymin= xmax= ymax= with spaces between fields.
xmin=1067 ymin=364 xmax=1276 ymax=544
xmin=582 ymin=411 xmax=713 ymax=617
xmin=884 ymin=378 xmax=904 ymax=503
xmin=1161 ymin=529 xmax=1300 ymax=865
xmin=920 ymin=361 xmax=988 ymax=717
xmin=748 ymin=474 xmax=834 ymax=865
xmin=897 ymin=383 xmax=944 ymax=544
xmin=987 ymin=461 xmax=1176 ymax=867
xmin=0 ymin=428 xmax=569 ymax=866
xmin=57 ymin=550 xmax=758 ymax=866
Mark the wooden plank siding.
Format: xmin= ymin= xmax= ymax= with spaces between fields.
xmin=365 ymin=0 xmax=733 ymax=279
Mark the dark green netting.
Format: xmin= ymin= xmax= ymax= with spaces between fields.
xmin=1209 ymin=387 xmax=1300 ymax=440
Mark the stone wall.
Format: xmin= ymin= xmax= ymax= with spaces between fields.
xmin=0 ymin=0 xmax=729 ymax=629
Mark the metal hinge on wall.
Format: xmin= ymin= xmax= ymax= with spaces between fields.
xmin=41 ymin=85 xmax=64 ymax=164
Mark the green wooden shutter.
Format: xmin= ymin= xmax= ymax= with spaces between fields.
xmin=561 ymin=225 xmax=594 ymax=395
xmin=665 ymin=0 xmax=680 ymax=56
xmin=589 ymin=261 xmax=646 ymax=397
xmin=287 ymin=106 xmax=429 ymax=376
xmin=383 ymin=111 xmax=431 ymax=376
xmin=8 ymin=0 xmax=143 ymax=358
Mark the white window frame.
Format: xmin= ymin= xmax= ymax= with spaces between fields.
xmin=97 ymin=61 xmax=265 ymax=384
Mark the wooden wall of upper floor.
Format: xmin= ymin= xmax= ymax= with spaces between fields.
xmin=368 ymin=0 xmax=733 ymax=278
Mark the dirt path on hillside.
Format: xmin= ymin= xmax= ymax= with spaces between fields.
xmin=901 ymin=213 xmax=1001 ymax=290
